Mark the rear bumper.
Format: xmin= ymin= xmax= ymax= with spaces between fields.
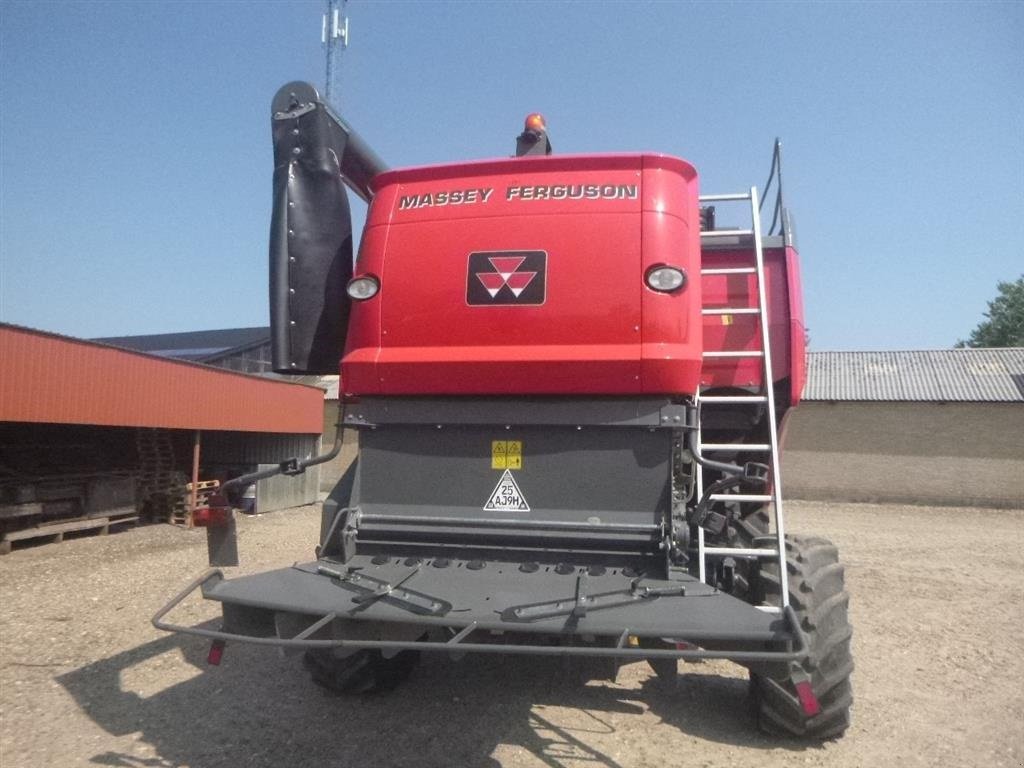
xmin=153 ymin=556 xmax=808 ymax=664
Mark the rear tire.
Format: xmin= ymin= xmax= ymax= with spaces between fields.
xmin=702 ymin=504 xmax=770 ymax=600
xmin=638 ymin=637 xmax=679 ymax=680
xmin=725 ymin=505 xmax=771 ymax=599
xmin=303 ymin=647 xmax=421 ymax=694
xmin=750 ymin=535 xmax=854 ymax=740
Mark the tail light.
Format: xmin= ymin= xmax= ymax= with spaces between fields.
xmin=207 ymin=639 xmax=226 ymax=666
xmin=645 ymin=265 xmax=687 ymax=292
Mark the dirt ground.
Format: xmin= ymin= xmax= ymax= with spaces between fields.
xmin=1 ymin=500 xmax=1022 ymax=768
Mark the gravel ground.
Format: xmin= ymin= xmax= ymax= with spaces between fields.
xmin=1 ymin=500 xmax=1022 ymax=768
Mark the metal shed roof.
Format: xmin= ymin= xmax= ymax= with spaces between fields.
xmin=804 ymin=348 xmax=1024 ymax=403
xmin=93 ymin=326 xmax=270 ymax=362
xmin=0 ymin=323 xmax=323 ymax=433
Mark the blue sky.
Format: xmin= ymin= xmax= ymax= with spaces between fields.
xmin=1 ymin=1 xmax=1021 ymax=350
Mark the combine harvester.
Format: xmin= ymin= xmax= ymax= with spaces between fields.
xmin=155 ymin=82 xmax=853 ymax=739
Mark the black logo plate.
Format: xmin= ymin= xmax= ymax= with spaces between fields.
xmin=466 ymin=251 xmax=547 ymax=306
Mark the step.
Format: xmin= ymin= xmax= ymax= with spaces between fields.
xmin=699 ymin=443 xmax=771 ymax=451
xmin=701 ymin=229 xmax=754 ymax=238
xmin=708 ymin=493 xmax=773 ymax=502
xmin=701 ymin=267 xmax=756 ymax=276
xmin=702 ymin=307 xmax=761 ymax=315
xmin=703 ymin=350 xmax=764 ymax=358
xmin=700 ymin=395 xmax=768 ymax=404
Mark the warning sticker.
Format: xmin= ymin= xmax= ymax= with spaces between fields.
xmin=491 ymin=440 xmax=523 ymax=469
xmin=484 ymin=469 xmax=530 ymax=512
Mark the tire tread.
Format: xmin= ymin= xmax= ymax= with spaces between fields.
xmin=752 ymin=533 xmax=854 ymax=740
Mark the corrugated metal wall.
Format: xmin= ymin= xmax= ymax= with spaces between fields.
xmin=256 ymin=463 xmax=321 ymax=512
xmin=201 ymin=431 xmax=320 ymax=465
xmin=1 ymin=324 xmax=323 ymax=434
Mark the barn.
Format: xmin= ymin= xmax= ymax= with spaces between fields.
xmin=783 ymin=348 xmax=1024 ymax=508
xmin=0 ymin=323 xmax=324 ymax=552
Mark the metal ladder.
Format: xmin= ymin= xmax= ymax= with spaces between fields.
xmin=694 ymin=187 xmax=790 ymax=611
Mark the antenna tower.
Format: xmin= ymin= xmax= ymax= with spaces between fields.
xmin=322 ymin=0 xmax=349 ymax=108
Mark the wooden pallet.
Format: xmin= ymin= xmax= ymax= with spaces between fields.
xmin=185 ymin=480 xmax=219 ymax=493
xmin=171 ymin=479 xmax=221 ymax=528
xmin=169 ymin=498 xmax=190 ymax=527
xmin=0 ymin=512 xmax=140 ymax=555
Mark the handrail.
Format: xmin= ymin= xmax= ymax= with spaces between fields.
xmin=758 ymin=138 xmax=785 ymax=237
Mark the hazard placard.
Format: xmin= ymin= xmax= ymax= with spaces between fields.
xmin=506 ymin=440 xmax=522 ymax=469
xmin=484 ymin=469 xmax=530 ymax=512
xmin=491 ymin=440 xmax=523 ymax=469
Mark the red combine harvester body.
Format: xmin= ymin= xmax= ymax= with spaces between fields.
xmin=345 ymin=154 xmax=703 ymax=396
xmin=155 ymin=82 xmax=851 ymax=741
xmin=343 ymin=154 xmax=805 ymax=402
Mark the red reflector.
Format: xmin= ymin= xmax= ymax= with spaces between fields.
xmin=193 ymin=506 xmax=231 ymax=528
xmin=794 ymin=680 xmax=821 ymax=716
xmin=207 ymin=639 xmax=226 ymax=666
xmin=674 ymin=641 xmax=693 ymax=651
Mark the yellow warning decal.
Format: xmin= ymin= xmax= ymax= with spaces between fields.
xmin=507 ymin=440 xmax=523 ymax=469
xmin=721 ymin=315 xmax=733 ymax=326
xmin=491 ymin=440 xmax=523 ymax=470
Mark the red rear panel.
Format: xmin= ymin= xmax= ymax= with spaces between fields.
xmin=699 ymin=244 xmax=806 ymax=406
xmin=342 ymin=154 xmax=702 ymax=396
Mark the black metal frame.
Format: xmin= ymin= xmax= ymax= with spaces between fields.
xmin=153 ymin=569 xmax=809 ymax=664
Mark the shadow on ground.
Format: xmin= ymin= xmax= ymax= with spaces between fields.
xmin=58 ymin=628 xmax=810 ymax=768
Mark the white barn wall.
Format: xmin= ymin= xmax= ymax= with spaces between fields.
xmin=782 ymin=402 xmax=1024 ymax=508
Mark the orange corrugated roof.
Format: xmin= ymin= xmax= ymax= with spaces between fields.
xmin=0 ymin=323 xmax=323 ymax=434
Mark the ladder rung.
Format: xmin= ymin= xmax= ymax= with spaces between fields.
xmin=704 ymin=547 xmax=780 ymax=558
xmin=699 ymin=395 xmax=768 ymax=404
xmin=702 ymin=307 xmax=760 ymax=315
xmin=708 ymin=494 xmax=773 ymax=502
xmin=699 ymin=443 xmax=771 ymax=451
xmin=703 ymin=350 xmax=764 ymax=358
xmin=701 ymin=229 xmax=754 ymax=238
xmin=701 ymin=267 xmax=757 ymax=275
xmin=699 ymin=193 xmax=752 ymax=202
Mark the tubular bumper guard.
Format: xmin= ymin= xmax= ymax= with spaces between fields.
xmin=153 ymin=565 xmax=809 ymax=664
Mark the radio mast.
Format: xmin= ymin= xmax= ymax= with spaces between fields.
xmin=321 ymin=0 xmax=349 ymax=109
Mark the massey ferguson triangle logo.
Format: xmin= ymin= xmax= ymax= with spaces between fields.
xmin=477 ymin=256 xmax=536 ymax=298
xmin=466 ymin=251 xmax=546 ymax=306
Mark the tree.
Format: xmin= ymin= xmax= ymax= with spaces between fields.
xmin=956 ymin=275 xmax=1024 ymax=348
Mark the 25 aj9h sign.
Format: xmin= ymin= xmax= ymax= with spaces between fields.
xmin=467 ymin=251 xmax=546 ymax=306
xmin=484 ymin=470 xmax=530 ymax=512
